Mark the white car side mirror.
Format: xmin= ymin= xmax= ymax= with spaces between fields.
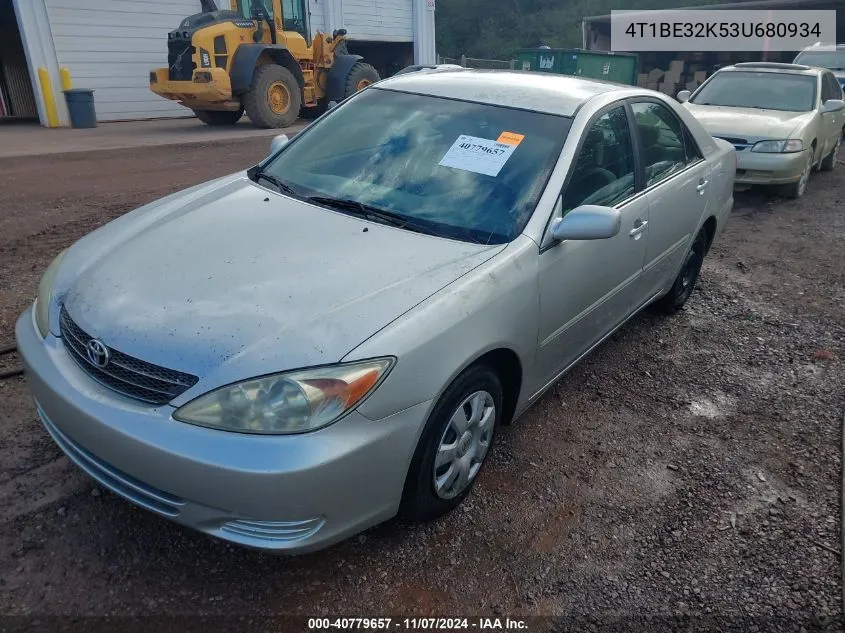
xmin=823 ymin=99 xmax=845 ymax=113
xmin=551 ymin=205 xmax=621 ymax=241
xmin=270 ymin=134 xmax=290 ymax=155
xmin=676 ymin=90 xmax=691 ymax=103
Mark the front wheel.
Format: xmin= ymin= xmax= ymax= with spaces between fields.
xmin=343 ymin=62 xmax=380 ymax=98
xmin=819 ymin=136 xmax=841 ymax=172
xmin=655 ymin=230 xmax=707 ymax=314
xmin=780 ymin=152 xmax=813 ymax=199
xmin=243 ymin=64 xmax=302 ymax=129
xmin=193 ymin=107 xmax=243 ymax=126
xmin=400 ymin=365 xmax=502 ymax=522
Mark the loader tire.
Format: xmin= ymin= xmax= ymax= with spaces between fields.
xmin=343 ymin=62 xmax=380 ymax=98
xmin=243 ymin=64 xmax=302 ymax=129
xmin=193 ymin=108 xmax=243 ymax=126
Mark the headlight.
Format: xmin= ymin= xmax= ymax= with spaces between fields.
xmin=173 ymin=358 xmax=394 ymax=434
xmin=751 ymin=139 xmax=804 ymax=153
xmin=34 ymin=249 xmax=67 ymax=338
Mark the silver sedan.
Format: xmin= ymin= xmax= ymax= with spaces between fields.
xmin=17 ymin=69 xmax=735 ymax=553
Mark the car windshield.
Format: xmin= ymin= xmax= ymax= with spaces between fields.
xmin=259 ymin=88 xmax=570 ymax=244
xmin=690 ymin=71 xmax=817 ymax=112
xmin=795 ymin=50 xmax=845 ymax=70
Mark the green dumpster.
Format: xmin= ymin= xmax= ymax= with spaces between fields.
xmin=517 ymin=48 xmax=639 ymax=85
xmin=516 ymin=48 xmax=561 ymax=73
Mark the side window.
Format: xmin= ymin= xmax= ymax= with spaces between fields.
xmin=282 ymin=0 xmax=307 ymax=35
xmin=825 ymin=73 xmax=842 ymax=101
xmin=561 ymin=106 xmax=635 ymax=212
xmin=683 ymin=127 xmax=702 ymax=163
xmin=820 ymin=74 xmax=832 ymax=102
xmin=631 ymin=101 xmax=687 ymax=187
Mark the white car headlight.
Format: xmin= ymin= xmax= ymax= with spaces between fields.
xmin=34 ymin=249 xmax=67 ymax=338
xmin=173 ymin=358 xmax=395 ymax=434
xmin=751 ymin=139 xmax=804 ymax=153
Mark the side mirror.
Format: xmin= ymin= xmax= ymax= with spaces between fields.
xmin=270 ymin=133 xmax=290 ymax=155
xmin=823 ymin=99 xmax=845 ymax=113
xmin=551 ymin=205 xmax=621 ymax=241
xmin=676 ymin=90 xmax=691 ymax=103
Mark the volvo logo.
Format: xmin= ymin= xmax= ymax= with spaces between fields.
xmin=86 ymin=339 xmax=110 ymax=369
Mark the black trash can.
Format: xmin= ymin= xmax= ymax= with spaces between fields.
xmin=63 ymin=88 xmax=97 ymax=128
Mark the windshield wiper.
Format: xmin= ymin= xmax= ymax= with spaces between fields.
xmin=251 ymin=168 xmax=300 ymax=197
xmin=307 ymin=195 xmax=435 ymax=235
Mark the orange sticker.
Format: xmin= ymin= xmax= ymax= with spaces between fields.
xmin=497 ymin=131 xmax=525 ymax=146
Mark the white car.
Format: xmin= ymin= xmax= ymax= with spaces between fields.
xmin=678 ymin=62 xmax=844 ymax=198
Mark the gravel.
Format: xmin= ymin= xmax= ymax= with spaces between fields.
xmin=0 ymin=141 xmax=841 ymax=630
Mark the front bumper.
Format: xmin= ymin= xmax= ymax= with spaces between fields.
xmin=16 ymin=306 xmax=429 ymax=553
xmin=149 ymin=67 xmax=238 ymax=109
xmin=734 ymin=149 xmax=809 ymax=185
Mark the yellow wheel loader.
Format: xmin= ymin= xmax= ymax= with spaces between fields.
xmin=149 ymin=0 xmax=380 ymax=128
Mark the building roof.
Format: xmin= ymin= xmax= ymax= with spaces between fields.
xmin=374 ymin=69 xmax=623 ymax=117
xmin=583 ymin=0 xmax=839 ymax=24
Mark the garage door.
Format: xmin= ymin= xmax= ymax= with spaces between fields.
xmin=342 ymin=0 xmax=412 ymax=42
xmin=45 ymin=0 xmax=202 ymax=121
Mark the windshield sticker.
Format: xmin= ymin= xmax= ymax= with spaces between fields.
xmin=497 ymin=131 xmax=525 ymax=146
xmin=438 ymin=135 xmax=518 ymax=177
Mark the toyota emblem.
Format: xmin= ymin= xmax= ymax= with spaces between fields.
xmin=86 ymin=339 xmax=110 ymax=368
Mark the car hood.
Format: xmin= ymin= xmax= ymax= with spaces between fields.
xmin=683 ymin=103 xmax=814 ymax=140
xmin=60 ymin=175 xmax=503 ymax=393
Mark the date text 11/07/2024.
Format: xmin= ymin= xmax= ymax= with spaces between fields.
xmin=307 ymin=617 xmax=530 ymax=630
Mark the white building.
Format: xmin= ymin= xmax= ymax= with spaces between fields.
xmin=4 ymin=0 xmax=436 ymax=127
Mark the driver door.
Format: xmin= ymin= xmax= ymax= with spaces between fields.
xmin=534 ymin=103 xmax=650 ymax=388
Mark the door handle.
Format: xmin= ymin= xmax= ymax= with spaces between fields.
xmin=629 ymin=219 xmax=648 ymax=239
xmin=696 ymin=179 xmax=709 ymax=195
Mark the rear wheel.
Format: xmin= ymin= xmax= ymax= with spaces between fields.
xmin=193 ymin=107 xmax=243 ymax=126
xmin=243 ymin=64 xmax=302 ymax=129
xmin=343 ymin=62 xmax=380 ymax=99
xmin=655 ymin=230 xmax=707 ymax=314
xmin=820 ymin=135 xmax=840 ymax=172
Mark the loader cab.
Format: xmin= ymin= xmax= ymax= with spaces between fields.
xmin=233 ymin=0 xmax=310 ymax=43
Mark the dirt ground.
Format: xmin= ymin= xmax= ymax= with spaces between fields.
xmin=0 ymin=140 xmax=842 ymax=632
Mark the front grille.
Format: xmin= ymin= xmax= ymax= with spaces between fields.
xmin=167 ymin=37 xmax=195 ymax=81
xmin=59 ymin=305 xmax=199 ymax=405
xmin=715 ymin=136 xmax=750 ymax=151
xmin=37 ymin=404 xmax=185 ymax=517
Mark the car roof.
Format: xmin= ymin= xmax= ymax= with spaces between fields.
xmin=798 ymin=43 xmax=845 ymax=51
xmin=720 ymin=62 xmax=823 ymax=76
xmin=373 ymin=69 xmax=627 ymax=117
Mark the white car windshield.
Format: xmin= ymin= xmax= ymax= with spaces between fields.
xmin=691 ymin=71 xmax=817 ymax=112
xmin=795 ymin=50 xmax=845 ymax=71
xmin=258 ymin=88 xmax=570 ymax=244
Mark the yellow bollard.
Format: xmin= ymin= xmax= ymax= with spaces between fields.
xmin=37 ymin=67 xmax=59 ymax=128
xmin=59 ymin=67 xmax=73 ymax=92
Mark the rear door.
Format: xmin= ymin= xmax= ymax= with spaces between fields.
xmin=629 ymin=99 xmax=711 ymax=300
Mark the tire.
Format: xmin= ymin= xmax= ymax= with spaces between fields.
xmin=243 ymin=64 xmax=302 ymax=129
xmin=343 ymin=62 xmax=380 ymax=99
xmin=820 ymin=135 xmax=840 ymax=172
xmin=655 ymin=230 xmax=707 ymax=314
xmin=193 ymin=108 xmax=243 ymax=126
xmin=780 ymin=151 xmax=813 ymax=199
xmin=400 ymin=365 xmax=503 ymax=522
